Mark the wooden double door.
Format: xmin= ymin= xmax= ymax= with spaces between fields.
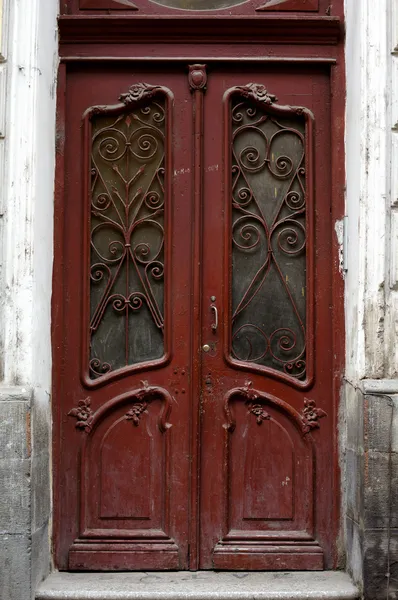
xmin=55 ymin=62 xmax=336 ymax=571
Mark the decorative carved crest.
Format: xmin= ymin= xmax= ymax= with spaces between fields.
xmin=188 ymin=64 xmax=207 ymax=92
xmin=235 ymin=83 xmax=278 ymax=105
xmin=119 ymin=83 xmax=162 ymax=105
xmin=301 ymin=398 xmax=327 ymax=434
xmin=68 ymin=397 xmax=93 ymax=432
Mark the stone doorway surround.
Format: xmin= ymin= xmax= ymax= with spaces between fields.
xmin=0 ymin=0 xmax=397 ymax=599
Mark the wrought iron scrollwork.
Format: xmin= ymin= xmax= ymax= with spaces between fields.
xmin=230 ymin=85 xmax=308 ymax=381
xmin=88 ymin=86 xmax=168 ymax=379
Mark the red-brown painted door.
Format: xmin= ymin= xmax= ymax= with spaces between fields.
xmin=56 ymin=66 xmax=194 ymax=570
xmin=198 ymin=65 xmax=333 ymax=570
xmin=54 ymin=62 xmax=336 ymax=571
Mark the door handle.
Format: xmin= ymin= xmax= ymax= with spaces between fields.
xmin=210 ymin=304 xmax=218 ymax=332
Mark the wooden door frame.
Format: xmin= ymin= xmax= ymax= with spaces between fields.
xmin=53 ymin=8 xmax=345 ymax=570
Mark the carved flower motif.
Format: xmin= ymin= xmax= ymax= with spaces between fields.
xmin=126 ymin=402 xmax=148 ymax=426
xmin=119 ymin=83 xmax=160 ymax=105
xmin=68 ymin=398 xmax=93 ymax=432
xmin=249 ymin=403 xmax=271 ymax=424
xmin=301 ymin=398 xmax=327 ymax=434
xmin=239 ymin=83 xmax=278 ymax=105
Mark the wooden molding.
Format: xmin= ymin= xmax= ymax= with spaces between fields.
xmin=80 ymin=0 xmax=138 ymax=9
xmin=256 ymin=0 xmax=318 ymax=11
xmin=58 ymin=15 xmax=341 ymax=45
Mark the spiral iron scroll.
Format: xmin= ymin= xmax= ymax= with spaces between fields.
xmin=231 ymin=93 xmax=307 ymax=380
xmin=88 ymin=95 xmax=166 ymax=379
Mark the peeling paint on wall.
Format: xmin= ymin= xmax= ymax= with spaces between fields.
xmin=335 ymin=218 xmax=344 ymax=277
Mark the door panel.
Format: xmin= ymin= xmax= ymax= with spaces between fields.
xmin=58 ymin=66 xmax=193 ymax=570
xmin=199 ymin=66 xmax=332 ymax=570
xmin=56 ymin=62 xmax=335 ymax=571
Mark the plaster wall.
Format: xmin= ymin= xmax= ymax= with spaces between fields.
xmin=0 ymin=1 xmax=58 ymax=599
xmin=344 ymin=1 xmax=398 ymax=597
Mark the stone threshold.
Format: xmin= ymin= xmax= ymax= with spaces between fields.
xmin=36 ymin=571 xmax=359 ymax=600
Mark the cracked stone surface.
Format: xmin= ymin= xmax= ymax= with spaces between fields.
xmin=36 ymin=571 xmax=359 ymax=600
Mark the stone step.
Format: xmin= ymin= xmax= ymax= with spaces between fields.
xmin=36 ymin=571 xmax=359 ymax=600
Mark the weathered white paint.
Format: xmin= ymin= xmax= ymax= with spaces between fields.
xmin=345 ymin=0 xmax=392 ymax=383
xmin=0 ymin=0 xmax=58 ymax=389
xmin=334 ymin=218 xmax=344 ymax=276
xmin=385 ymin=0 xmax=398 ymax=377
xmin=0 ymin=0 xmax=8 ymax=381
xmin=344 ymin=0 xmax=365 ymax=383
xmin=0 ymin=0 xmax=8 ymax=62
xmin=0 ymin=1 xmax=58 ymax=592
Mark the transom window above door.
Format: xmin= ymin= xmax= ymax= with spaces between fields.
xmin=72 ymin=0 xmax=321 ymax=14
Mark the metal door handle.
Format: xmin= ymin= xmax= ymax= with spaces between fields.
xmin=210 ymin=304 xmax=218 ymax=332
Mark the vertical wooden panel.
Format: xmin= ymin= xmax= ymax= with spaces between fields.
xmin=243 ymin=419 xmax=294 ymax=520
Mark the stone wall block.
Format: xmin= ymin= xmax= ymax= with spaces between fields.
xmin=392 ymin=396 xmax=398 ymax=453
xmin=391 ymin=454 xmax=398 ymax=528
xmin=388 ymin=530 xmax=398 ymax=598
xmin=364 ymin=449 xmax=391 ymax=528
xmin=345 ymin=516 xmax=363 ymax=585
xmin=32 ymin=452 xmax=50 ymax=532
xmin=0 ymin=534 xmax=31 ymax=600
xmin=32 ymin=390 xmax=51 ymax=457
xmin=363 ymin=531 xmax=390 ymax=600
xmin=365 ymin=395 xmax=393 ymax=452
xmin=0 ymin=458 xmax=31 ymax=533
xmin=32 ymin=523 xmax=50 ymax=594
xmin=0 ymin=401 xmax=30 ymax=459
xmin=346 ymin=449 xmax=363 ymax=524
xmin=346 ymin=385 xmax=364 ymax=452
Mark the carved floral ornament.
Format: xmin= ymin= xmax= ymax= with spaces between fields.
xmin=119 ymin=83 xmax=162 ymax=105
xmin=249 ymin=403 xmax=271 ymax=424
xmin=301 ymin=397 xmax=327 ymax=434
xmin=68 ymin=381 xmax=172 ymax=433
xmin=125 ymin=379 xmax=150 ymax=426
xmin=224 ymin=381 xmax=326 ymax=435
xmin=68 ymin=398 xmax=93 ymax=432
xmin=235 ymin=83 xmax=278 ymax=105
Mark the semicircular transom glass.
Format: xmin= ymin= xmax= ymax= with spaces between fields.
xmin=149 ymin=0 xmax=249 ymax=10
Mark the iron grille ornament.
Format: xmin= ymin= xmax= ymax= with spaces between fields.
xmin=230 ymin=87 xmax=307 ymax=380
xmin=88 ymin=90 xmax=167 ymax=378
